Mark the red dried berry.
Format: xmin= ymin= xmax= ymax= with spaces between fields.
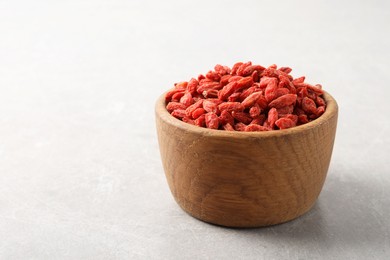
xmin=241 ymin=91 xmax=263 ymax=108
xmin=277 ymin=105 xmax=294 ymax=116
xmin=245 ymin=124 xmax=269 ymax=132
xmin=268 ymin=94 xmax=297 ymax=108
xmin=218 ymin=102 xmax=244 ymax=112
xmin=195 ymin=114 xmax=206 ymax=127
xmin=275 ymin=88 xmax=290 ymax=98
xmin=249 ymin=104 xmax=261 ymax=118
xmin=251 ymin=114 xmax=266 ymax=125
xmin=219 ymin=110 xmax=235 ymax=126
xmin=166 ymin=102 xmax=187 ymax=112
xmin=171 ymin=91 xmax=185 ymax=102
xmin=220 ymin=74 xmax=232 ymax=86
xmin=218 ymin=81 xmax=237 ymax=101
xmin=180 ymin=92 xmax=193 ymax=107
xmin=298 ymin=114 xmax=309 ymax=124
xmin=231 ymin=111 xmax=252 ymax=124
xmin=234 ymin=122 xmax=247 ymax=131
xmin=222 ymin=123 xmax=235 ymax=131
xmin=205 ymin=112 xmax=219 ymax=129
xmin=235 ymin=77 xmax=254 ymax=91
xmin=171 ymin=109 xmax=186 ymax=119
xmin=267 ymin=108 xmax=278 ymax=128
xmin=275 ymin=117 xmax=296 ymax=129
xmin=301 ymin=97 xmax=317 ymax=114
xmin=214 ymin=64 xmax=231 ymax=75
xmin=206 ymin=70 xmax=221 ymax=81
xmin=186 ymin=78 xmax=199 ymax=95
xmin=228 ymin=75 xmax=244 ymax=82
xmin=174 ymin=81 xmax=188 ymax=90
xmin=228 ymin=92 xmax=241 ymax=102
xmin=192 ymin=108 xmax=206 ymax=119
xmin=264 ymin=78 xmax=278 ymax=102
xmin=231 ymin=62 xmax=243 ymax=75
xmin=185 ymin=99 xmax=203 ymax=117
xmin=292 ymin=76 xmax=305 ymax=84
xmin=203 ymin=100 xmax=219 ymax=114
xmin=236 ymin=61 xmax=252 ymax=76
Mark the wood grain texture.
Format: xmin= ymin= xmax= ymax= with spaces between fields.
xmin=155 ymin=92 xmax=338 ymax=227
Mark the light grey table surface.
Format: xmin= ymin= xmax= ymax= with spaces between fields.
xmin=1 ymin=0 xmax=390 ymax=259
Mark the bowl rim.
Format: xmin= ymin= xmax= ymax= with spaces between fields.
xmin=156 ymin=90 xmax=338 ymax=138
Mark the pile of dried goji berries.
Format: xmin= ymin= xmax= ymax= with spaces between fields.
xmin=165 ymin=62 xmax=326 ymax=131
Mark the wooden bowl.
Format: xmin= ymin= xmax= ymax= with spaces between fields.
xmin=155 ymin=91 xmax=338 ymax=227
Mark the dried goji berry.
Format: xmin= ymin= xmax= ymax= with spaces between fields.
xmin=239 ymin=87 xmax=255 ymax=101
xmin=205 ymin=112 xmax=219 ymax=129
xmin=251 ymin=114 xmax=266 ymax=125
xmin=167 ymin=102 xmax=187 ymax=112
xmin=298 ymin=114 xmax=309 ymax=124
xmin=251 ymin=70 xmax=259 ymax=83
xmin=316 ymin=96 xmax=326 ymax=107
xmin=235 ymin=77 xmax=254 ymax=91
xmin=267 ymin=108 xmax=278 ymax=128
xmin=282 ymin=114 xmax=298 ymax=125
xmin=242 ymin=65 xmax=265 ymax=77
xmin=214 ymin=64 xmax=231 ymax=75
xmin=192 ymin=108 xmax=206 ymax=119
xmin=174 ymin=81 xmax=188 ymax=90
xmin=242 ymin=91 xmax=263 ymax=108
xmin=257 ymin=94 xmax=268 ymax=109
xmin=277 ymin=105 xmax=294 ymax=116
xmin=180 ymin=92 xmax=193 ymax=107
xmin=218 ymin=81 xmax=237 ymax=101
xmin=197 ymin=82 xmax=221 ymax=94
xmin=202 ymin=89 xmax=219 ymax=98
xmin=316 ymin=106 xmax=325 ymax=116
xmin=275 ymin=117 xmax=295 ymax=129
xmin=228 ymin=92 xmax=241 ymax=102
xmin=264 ymin=78 xmax=278 ymax=102
xmin=236 ymin=61 xmax=252 ymax=76
xmin=245 ymin=124 xmax=269 ymax=132
xmin=222 ymin=123 xmax=235 ymax=131
xmin=171 ymin=109 xmax=186 ymax=119
xmin=203 ymin=100 xmax=219 ymax=114
xmin=185 ymin=99 xmax=203 ymax=117
xmin=206 ymin=70 xmax=221 ymax=81
xmin=206 ymin=98 xmax=223 ymax=105
xmin=234 ymin=122 xmax=247 ymax=131
xmin=218 ymin=102 xmax=244 ymax=112
xmin=249 ymin=103 xmax=261 ymax=118
xmin=195 ymin=114 xmax=206 ymax=127
xmin=301 ymin=97 xmax=317 ymax=114
xmin=275 ymin=88 xmax=290 ymax=98
xmin=268 ymin=94 xmax=297 ymax=108
xmin=292 ymin=76 xmax=305 ymax=84
xmin=228 ymin=75 xmax=244 ymax=82
xmin=171 ymin=91 xmax=185 ymax=102
xmin=259 ymin=76 xmax=275 ymax=89
xmin=278 ymin=67 xmax=292 ymax=74
xmin=219 ymin=110 xmax=235 ymax=126
xmin=197 ymin=74 xmax=205 ymax=81
xmin=186 ymin=78 xmax=198 ymax=95
xmin=220 ymin=74 xmax=232 ymax=86
xmin=231 ymin=111 xmax=252 ymax=124
xmin=231 ymin=62 xmax=243 ymax=75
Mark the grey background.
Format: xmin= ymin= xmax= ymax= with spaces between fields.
xmin=1 ymin=0 xmax=389 ymax=259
